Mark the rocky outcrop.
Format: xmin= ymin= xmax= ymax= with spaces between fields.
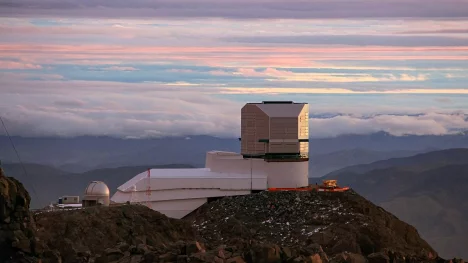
xmin=188 ymin=190 xmax=438 ymax=260
xmin=0 ymin=167 xmax=40 ymax=262
xmin=33 ymin=204 xmax=196 ymax=262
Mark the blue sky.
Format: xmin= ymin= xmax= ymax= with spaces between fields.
xmin=0 ymin=0 xmax=468 ymax=138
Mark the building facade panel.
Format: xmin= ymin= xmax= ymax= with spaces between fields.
xmin=241 ymin=104 xmax=270 ymax=156
xmin=298 ymin=104 xmax=309 ymax=156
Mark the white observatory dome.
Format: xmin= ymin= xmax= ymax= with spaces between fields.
xmin=84 ymin=181 xmax=110 ymax=197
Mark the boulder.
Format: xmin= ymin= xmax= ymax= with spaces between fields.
xmin=367 ymin=252 xmax=389 ymax=263
xmin=281 ymin=247 xmax=294 ymax=259
xmin=159 ymin=252 xmax=178 ymax=262
xmin=329 ymin=252 xmax=368 ymax=263
xmin=142 ymin=252 xmax=157 ymax=263
xmin=186 ymin=241 xmax=206 ymax=255
xmin=303 ymin=244 xmax=324 ymax=256
xmin=190 ymin=251 xmax=218 ymax=263
xmin=43 ymin=250 xmax=62 ymax=263
xmin=117 ymin=242 xmax=130 ymax=252
xmin=116 ymin=255 xmax=143 ymax=263
xmin=330 ymin=253 xmax=348 ymax=263
xmin=104 ymin=247 xmax=124 ymax=262
xmin=246 ymin=244 xmax=281 ymax=263
xmin=136 ymin=244 xmax=149 ymax=255
xmin=331 ymin=239 xmax=361 ymax=254
xmin=177 ymin=255 xmax=189 ymax=263
xmin=226 ymin=256 xmax=246 ymax=263
xmin=344 ymin=253 xmax=367 ymax=263
xmin=306 ymin=254 xmax=323 ymax=263
xmin=217 ymin=247 xmax=229 ymax=259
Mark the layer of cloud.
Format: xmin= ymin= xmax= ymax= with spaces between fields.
xmin=1 ymin=75 xmax=468 ymax=138
xmin=53 ymin=99 xmax=86 ymax=108
xmin=0 ymin=60 xmax=42 ymax=69
xmin=226 ymin=35 xmax=468 ymax=47
xmin=92 ymin=66 xmax=139 ymax=71
xmin=219 ymin=87 xmax=468 ymax=94
xmin=0 ymin=77 xmax=242 ymax=138
xmin=401 ymin=29 xmax=468 ymax=34
xmin=2 ymin=100 xmax=467 ymax=138
xmin=309 ymin=113 xmax=468 ymax=137
xmin=1 ymin=0 xmax=467 ymax=19
xmin=214 ymin=68 xmax=429 ymax=82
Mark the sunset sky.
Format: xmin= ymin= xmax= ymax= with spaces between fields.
xmin=1 ymin=0 xmax=468 ymax=138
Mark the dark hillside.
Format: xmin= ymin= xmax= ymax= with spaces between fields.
xmin=320 ymin=152 xmax=468 ymax=259
xmin=308 ymin=148 xmax=425 ymax=177
xmin=326 ymin=148 xmax=468 ymax=177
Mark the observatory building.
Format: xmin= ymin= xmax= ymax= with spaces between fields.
xmin=82 ymin=181 xmax=110 ymax=207
xmin=111 ymin=101 xmax=309 ymax=219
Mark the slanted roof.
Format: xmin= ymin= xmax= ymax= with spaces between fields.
xmin=256 ymin=103 xmax=306 ymax=118
xmin=117 ymin=168 xmax=267 ymax=192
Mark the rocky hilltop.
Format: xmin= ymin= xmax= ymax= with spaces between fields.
xmin=0 ymin=167 xmax=41 ymax=262
xmin=1 ymin=167 xmax=466 ymax=263
xmin=34 ymin=205 xmax=196 ymax=262
xmin=188 ymin=190 xmax=438 ymax=262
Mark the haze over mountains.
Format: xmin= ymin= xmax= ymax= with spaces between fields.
xmin=2 ymin=132 xmax=467 ymax=174
xmin=313 ymin=148 xmax=468 ymax=259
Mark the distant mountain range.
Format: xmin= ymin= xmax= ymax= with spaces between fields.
xmin=312 ymin=148 xmax=468 ymax=259
xmin=0 ymin=135 xmax=235 ymax=172
xmin=2 ymin=132 xmax=468 ymax=175
xmin=309 ymin=148 xmax=428 ymax=177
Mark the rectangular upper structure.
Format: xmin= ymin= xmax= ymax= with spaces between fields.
xmin=241 ymin=101 xmax=309 ymax=161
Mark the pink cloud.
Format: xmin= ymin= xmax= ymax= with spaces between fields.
xmin=166 ymin=69 xmax=195 ymax=73
xmin=1 ymin=44 xmax=467 ymax=69
xmin=0 ymin=60 xmax=42 ymax=69
xmin=102 ymin=66 xmax=138 ymax=71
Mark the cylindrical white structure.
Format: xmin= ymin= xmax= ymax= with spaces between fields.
xmin=265 ymin=161 xmax=309 ymax=188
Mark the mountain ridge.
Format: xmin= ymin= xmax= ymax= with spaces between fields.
xmin=319 ymin=149 xmax=468 ymax=258
xmin=325 ymin=148 xmax=468 ymax=177
xmin=2 ymin=134 xmax=468 ymax=173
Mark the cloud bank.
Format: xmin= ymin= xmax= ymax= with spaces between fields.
xmin=1 ymin=0 xmax=467 ymax=19
xmin=1 ymin=74 xmax=467 ymax=138
xmin=226 ymin=35 xmax=468 ymax=47
xmin=2 ymin=101 xmax=467 ymax=138
xmin=309 ymin=113 xmax=468 ymax=138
